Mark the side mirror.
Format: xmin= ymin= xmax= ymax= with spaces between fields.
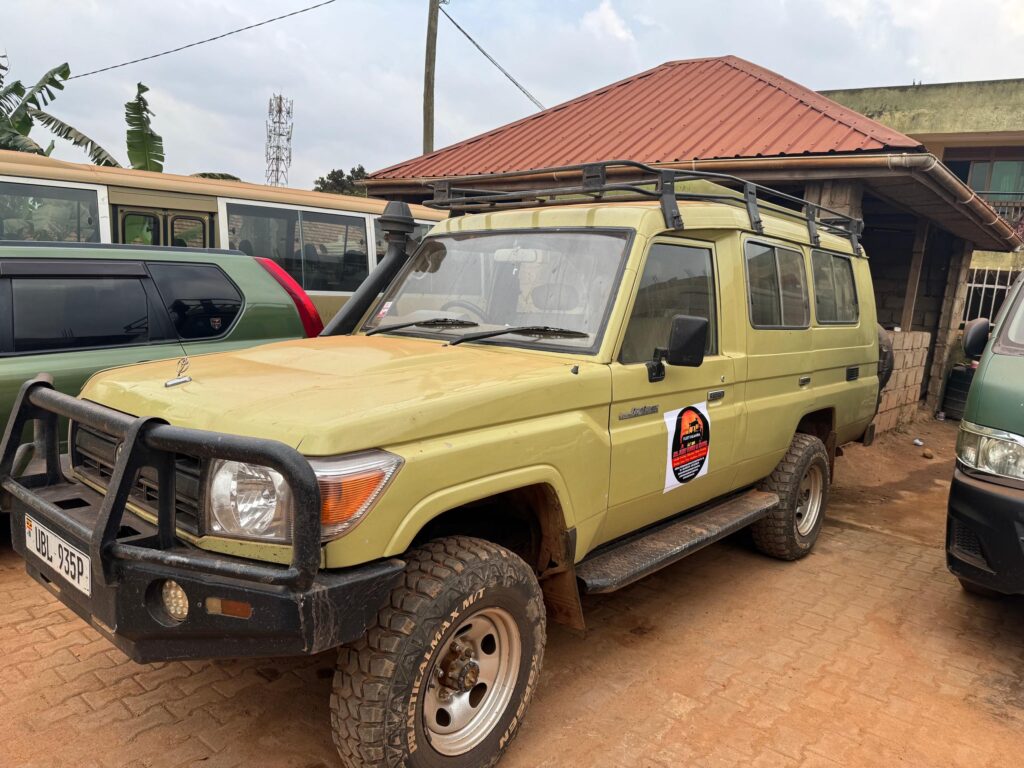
xmin=666 ymin=314 xmax=708 ymax=367
xmin=962 ymin=317 xmax=991 ymax=358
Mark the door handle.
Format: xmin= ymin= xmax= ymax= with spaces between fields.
xmin=707 ymin=389 xmax=725 ymax=402
xmin=799 ymin=376 xmax=811 ymax=387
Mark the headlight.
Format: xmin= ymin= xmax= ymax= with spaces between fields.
xmin=956 ymin=421 xmax=1024 ymax=481
xmin=206 ymin=460 xmax=294 ymax=542
xmin=312 ymin=450 xmax=403 ymax=541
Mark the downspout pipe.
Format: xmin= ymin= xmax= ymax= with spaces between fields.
xmin=320 ymin=201 xmax=416 ymax=336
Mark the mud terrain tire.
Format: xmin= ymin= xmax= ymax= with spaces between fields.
xmin=331 ymin=536 xmax=546 ymax=768
xmin=751 ymin=433 xmax=830 ymax=560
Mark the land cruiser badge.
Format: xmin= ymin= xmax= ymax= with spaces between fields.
xmin=663 ymin=402 xmax=710 ymax=492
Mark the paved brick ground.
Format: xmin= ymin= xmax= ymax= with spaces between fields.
xmin=2 ymin=420 xmax=1023 ymax=767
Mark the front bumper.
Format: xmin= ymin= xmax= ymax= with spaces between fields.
xmin=1 ymin=377 xmax=403 ymax=663
xmin=946 ymin=466 xmax=1024 ymax=595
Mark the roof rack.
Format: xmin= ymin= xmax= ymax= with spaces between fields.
xmin=426 ymin=160 xmax=863 ymax=253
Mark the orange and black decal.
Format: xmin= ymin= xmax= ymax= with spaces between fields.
xmin=663 ymin=402 xmax=710 ymax=492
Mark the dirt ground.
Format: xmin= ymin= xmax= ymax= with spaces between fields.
xmin=2 ymin=417 xmax=1023 ymax=768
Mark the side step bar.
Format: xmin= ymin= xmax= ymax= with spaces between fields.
xmin=576 ymin=489 xmax=780 ymax=594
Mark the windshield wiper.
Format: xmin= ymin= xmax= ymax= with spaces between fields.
xmin=448 ymin=325 xmax=590 ymax=346
xmin=365 ymin=317 xmax=479 ymax=336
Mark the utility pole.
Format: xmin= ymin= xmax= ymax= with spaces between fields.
xmin=423 ymin=0 xmax=442 ymax=154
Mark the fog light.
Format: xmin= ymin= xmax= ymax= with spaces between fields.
xmin=161 ymin=580 xmax=189 ymax=622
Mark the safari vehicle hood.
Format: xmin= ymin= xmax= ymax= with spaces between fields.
xmin=80 ymin=336 xmax=610 ymax=455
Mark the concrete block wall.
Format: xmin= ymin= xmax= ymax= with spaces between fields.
xmin=873 ymin=330 xmax=932 ymax=434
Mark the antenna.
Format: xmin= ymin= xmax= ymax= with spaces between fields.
xmin=265 ymin=94 xmax=293 ymax=186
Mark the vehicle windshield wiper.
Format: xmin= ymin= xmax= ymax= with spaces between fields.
xmin=365 ymin=317 xmax=479 ymax=336
xmin=448 ymin=325 xmax=590 ymax=346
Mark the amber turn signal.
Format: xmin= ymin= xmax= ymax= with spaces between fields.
xmin=205 ymin=597 xmax=253 ymax=619
xmin=319 ymin=470 xmax=386 ymax=528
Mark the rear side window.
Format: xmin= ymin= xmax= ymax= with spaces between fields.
xmin=148 ymin=263 xmax=242 ymax=339
xmin=744 ymin=242 xmax=809 ymax=328
xmin=12 ymin=277 xmax=149 ymax=352
xmin=812 ymin=250 xmax=859 ymax=324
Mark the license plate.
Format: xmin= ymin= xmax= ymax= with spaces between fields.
xmin=25 ymin=515 xmax=92 ymax=596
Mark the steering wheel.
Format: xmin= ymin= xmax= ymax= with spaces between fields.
xmin=440 ymin=299 xmax=489 ymax=323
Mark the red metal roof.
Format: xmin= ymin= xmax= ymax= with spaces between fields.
xmin=371 ymin=56 xmax=922 ymax=180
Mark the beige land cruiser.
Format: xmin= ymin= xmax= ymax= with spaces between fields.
xmin=2 ymin=161 xmax=887 ymax=768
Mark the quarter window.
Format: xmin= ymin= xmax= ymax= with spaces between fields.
xmin=620 ymin=242 xmax=717 ymax=364
xmin=0 ymin=181 xmax=100 ymax=243
xmin=811 ymin=250 xmax=859 ymax=324
xmin=12 ymin=277 xmax=149 ymax=352
xmin=744 ymin=242 xmax=809 ymax=328
xmin=148 ymin=263 xmax=242 ymax=339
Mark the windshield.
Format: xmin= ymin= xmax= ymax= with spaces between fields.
xmin=996 ymin=276 xmax=1024 ymax=356
xmin=363 ymin=229 xmax=631 ymax=351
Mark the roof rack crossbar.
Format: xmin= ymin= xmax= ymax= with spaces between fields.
xmin=425 ymin=160 xmax=863 ymax=250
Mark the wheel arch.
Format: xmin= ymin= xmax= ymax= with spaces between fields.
xmin=387 ymin=468 xmax=586 ymax=631
xmin=795 ymin=407 xmax=837 ymax=477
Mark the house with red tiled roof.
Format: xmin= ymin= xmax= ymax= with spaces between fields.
xmin=365 ymin=56 xmax=1022 ymax=422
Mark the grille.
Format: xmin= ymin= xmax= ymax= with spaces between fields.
xmin=951 ymin=518 xmax=986 ymax=564
xmin=71 ymin=423 xmax=202 ymax=534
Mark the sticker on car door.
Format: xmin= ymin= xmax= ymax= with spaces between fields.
xmin=664 ymin=402 xmax=710 ymax=492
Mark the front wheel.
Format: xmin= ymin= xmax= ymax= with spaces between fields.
xmin=751 ymin=433 xmax=830 ymax=560
xmin=331 ymin=537 xmax=546 ymax=768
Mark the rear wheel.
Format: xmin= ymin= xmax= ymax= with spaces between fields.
xmin=331 ymin=536 xmax=546 ymax=768
xmin=751 ymin=434 xmax=830 ymax=560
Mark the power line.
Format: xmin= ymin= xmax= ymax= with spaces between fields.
xmin=439 ymin=6 xmax=545 ymax=111
xmin=68 ymin=0 xmax=337 ymax=80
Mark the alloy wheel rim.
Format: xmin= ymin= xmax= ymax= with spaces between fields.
xmin=423 ymin=606 xmax=521 ymax=756
xmin=795 ymin=463 xmax=824 ymax=536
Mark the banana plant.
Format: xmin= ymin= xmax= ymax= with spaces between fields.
xmin=124 ymin=83 xmax=164 ymax=172
xmin=0 ymin=56 xmax=121 ymax=166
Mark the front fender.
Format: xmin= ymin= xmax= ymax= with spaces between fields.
xmin=322 ymin=407 xmax=610 ymax=568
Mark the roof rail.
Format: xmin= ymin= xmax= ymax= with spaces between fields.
xmin=426 ymin=160 xmax=864 ymax=253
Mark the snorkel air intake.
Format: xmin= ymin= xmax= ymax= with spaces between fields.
xmin=320 ymin=200 xmax=416 ymax=336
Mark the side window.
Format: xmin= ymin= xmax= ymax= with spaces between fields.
xmin=12 ymin=277 xmax=149 ymax=352
xmin=226 ymin=203 xmax=301 ymax=283
xmin=301 ymin=211 xmax=368 ymax=292
xmin=620 ymin=242 xmax=717 ymax=364
xmin=227 ymin=202 xmax=373 ymax=292
xmin=148 ymin=263 xmax=243 ymax=339
xmin=122 ymin=212 xmax=161 ymax=246
xmin=812 ymin=250 xmax=859 ymax=324
xmin=744 ymin=242 xmax=809 ymax=328
xmin=171 ymin=216 xmax=207 ymax=248
xmin=0 ymin=181 xmax=101 ymax=243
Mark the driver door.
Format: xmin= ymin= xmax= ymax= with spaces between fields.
xmin=602 ymin=238 xmax=744 ymax=544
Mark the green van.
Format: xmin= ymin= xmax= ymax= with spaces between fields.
xmin=947 ymin=272 xmax=1024 ymax=595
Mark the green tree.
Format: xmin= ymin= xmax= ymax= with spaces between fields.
xmin=0 ymin=56 xmax=120 ymax=165
xmin=124 ymin=83 xmax=164 ymax=172
xmin=314 ymin=165 xmax=368 ymax=196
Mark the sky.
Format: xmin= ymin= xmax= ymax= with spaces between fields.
xmin=4 ymin=0 xmax=1024 ymax=189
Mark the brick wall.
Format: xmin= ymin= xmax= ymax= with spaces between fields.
xmin=873 ymin=330 xmax=931 ymax=434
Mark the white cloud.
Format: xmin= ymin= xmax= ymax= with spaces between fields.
xmin=582 ymin=0 xmax=636 ymax=43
